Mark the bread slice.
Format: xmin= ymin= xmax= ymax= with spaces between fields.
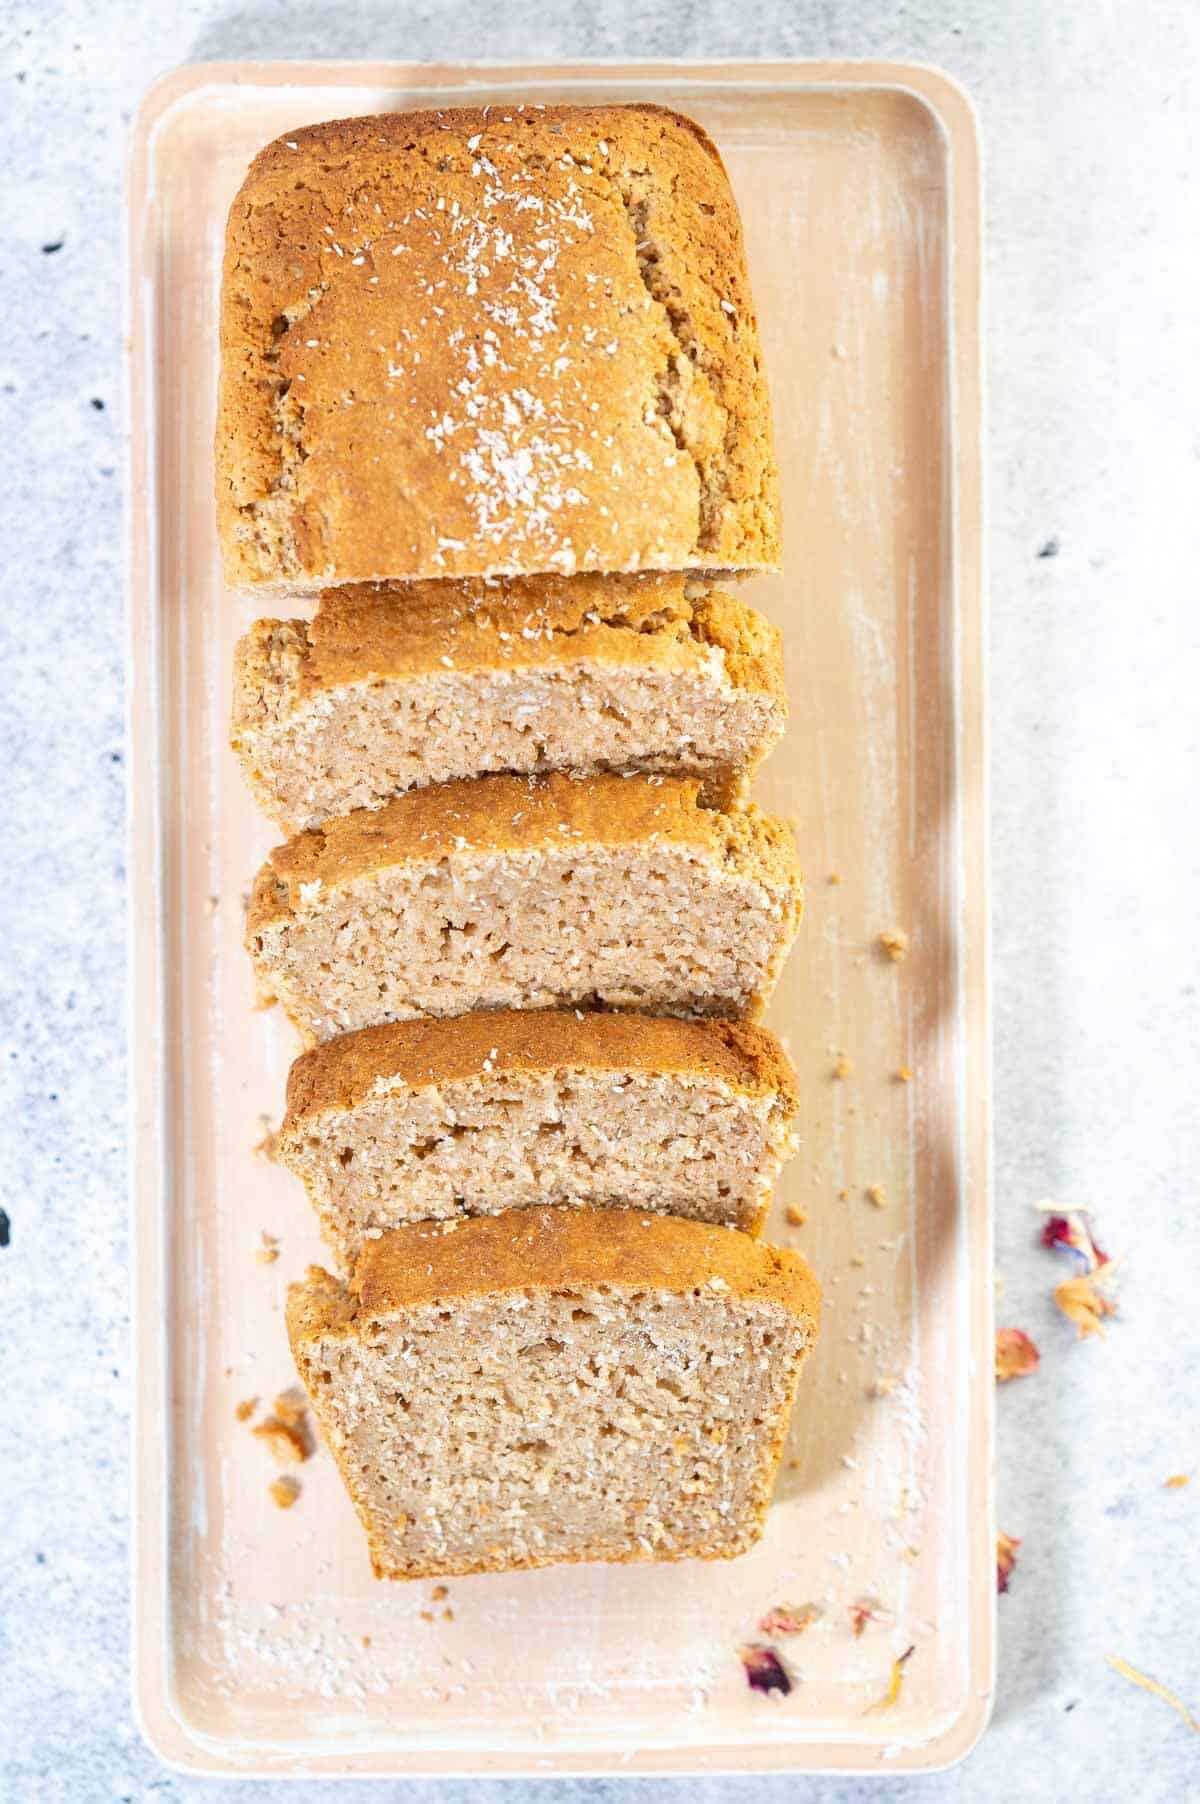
xmin=278 ymin=1011 xmax=800 ymax=1267
xmin=246 ymin=772 xmax=803 ymax=1042
xmin=232 ymin=572 xmax=785 ymax=833
xmin=217 ymin=105 xmax=779 ymax=597
xmin=286 ymin=1208 xmax=820 ymax=1578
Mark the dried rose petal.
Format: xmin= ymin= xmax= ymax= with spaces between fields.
xmin=997 ymin=1532 xmax=1021 ymax=1593
xmin=995 ymin=1328 xmax=1040 ymax=1381
xmin=1038 ymin=1205 xmax=1109 ymax=1270
xmin=850 ymin=1598 xmax=884 ymax=1638
xmin=758 ymin=1603 xmax=821 ymax=1638
xmin=738 ymin=1644 xmax=793 ymax=1696
xmin=1054 ymin=1274 xmax=1118 ymax=1339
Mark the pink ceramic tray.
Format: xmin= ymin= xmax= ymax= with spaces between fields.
xmin=127 ymin=58 xmax=989 ymax=1776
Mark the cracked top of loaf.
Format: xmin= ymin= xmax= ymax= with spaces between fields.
xmin=216 ymin=104 xmax=780 ymax=595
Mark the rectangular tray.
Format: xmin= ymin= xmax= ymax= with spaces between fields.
xmin=127 ymin=59 xmax=989 ymax=1777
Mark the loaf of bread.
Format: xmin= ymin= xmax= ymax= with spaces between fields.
xmin=232 ymin=571 xmax=785 ymax=833
xmin=217 ymin=105 xmax=779 ymax=597
xmin=246 ymin=771 xmax=802 ymax=1042
xmin=278 ymin=1010 xmax=800 ymax=1266
xmin=287 ymin=1207 xmax=820 ymax=1578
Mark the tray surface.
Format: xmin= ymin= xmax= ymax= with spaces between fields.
xmin=127 ymin=58 xmax=988 ymax=1777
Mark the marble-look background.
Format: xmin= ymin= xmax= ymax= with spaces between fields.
xmin=1 ymin=2 xmax=1197 ymax=1800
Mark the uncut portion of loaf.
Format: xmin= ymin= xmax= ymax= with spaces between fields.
xmin=287 ymin=1208 xmax=820 ymax=1579
xmin=217 ymin=105 xmax=779 ymax=597
xmin=279 ymin=1011 xmax=800 ymax=1267
xmin=246 ymin=771 xmax=803 ymax=1042
xmin=232 ymin=571 xmax=785 ymax=833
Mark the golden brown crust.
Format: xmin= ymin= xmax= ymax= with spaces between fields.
xmin=246 ymin=770 xmax=801 ymax=933
xmin=283 ymin=1009 xmax=799 ymax=1125
xmin=288 ymin=1209 xmax=819 ymax=1344
xmin=231 ymin=572 xmax=784 ymax=740
xmin=217 ymin=105 xmax=779 ymax=591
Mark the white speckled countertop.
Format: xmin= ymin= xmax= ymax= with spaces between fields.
xmin=2 ymin=3 xmax=1197 ymax=1800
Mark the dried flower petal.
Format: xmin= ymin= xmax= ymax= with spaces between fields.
xmin=1105 ymin=1655 xmax=1199 ymax=1733
xmin=995 ymin=1328 xmax=1040 ymax=1381
xmin=866 ymin=1645 xmax=914 ymax=1713
xmin=997 ymin=1532 xmax=1021 ymax=1592
xmin=1036 ymin=1202 xmax=1109 ymax=1271
xmin=758 ymin=1603 xmax=821 ymax=1638
xmin=1054 ymin=1273 xmax=1118 ymax=1339
xmin=739 ymin=1644 xmax=793 ymax=1695
xmin=850 ymin=1598 xmax=885 ymax=1638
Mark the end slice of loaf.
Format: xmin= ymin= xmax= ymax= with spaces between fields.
xmin=246 ymin=771 xmax=803 ymax=1043
xmin=231 ymin=572 xmax=785 ymax=833
xmin=279 ymin=1011 xmax=800 ymax=1267
xmin=217 ymin=105 xmax=779 ymax=596
xmin=287 ymin=1208 xmax=820 ymax=1579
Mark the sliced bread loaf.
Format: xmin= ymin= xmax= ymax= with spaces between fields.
xmin=231 ymin=572 xmax=785 ymax=833
xmin=279 ymin=1011 xmax=800 ymax=1266
xmin=287 ymin=1208 xmax=820 ymax=1578
xmin=246 ymin=771 xmax=803 ymax=1042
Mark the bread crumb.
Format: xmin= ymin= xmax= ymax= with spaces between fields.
xmin=827 ymin=871 xmax=841 ymax=886
xmin=420 ymin=1609 xmax=435 ymax=1623
xmin=838 ymin=1187 xmax=850 ymax=1202
xmin=273 ymin=1388 xmax=308 ymax=1428
xmin=235 ymin=1397 xmax=258 ymax=1423
xmin=443 ymin=1607 xmax=455 ymax=1621
xmin=255 ymin=1231 xmax=280 ymax=1265
xmin=1164 ymin=1474 xmax=1191 ymax=1489
xmin=431 ymin=1584 xmax=449 ymax=1601
xmin=362 ymin=1635 xmax=372 ymax=1648
xmin=870 ymin=1374 xmax=899 ymax=1398
xmin=253 ymin=1417 xmax=310 ymax=1466
xmin=894 ymin=1066 xmax=913 ymax=1083
xmin=253 ymin=1119 xmax=280 ymax=1162
xmin=785 ymin=1204 xmax=807 ymax=1228
xmin=832 ymin=1053 xmax=853 ymax=1080
xmin=877 ymin=929 xmax=909 ymax=962
xmin=866 ymin=1185 xmax=888 ymax=1209
xmin=269 ymin=1475 xmax=301 ymax=1509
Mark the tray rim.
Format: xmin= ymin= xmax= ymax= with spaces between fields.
xmin=125 ymin=55 xmax=990 ymax=1779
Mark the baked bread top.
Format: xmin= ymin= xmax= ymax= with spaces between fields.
xmin=283 ymin=1009 xmax=800 ymax=1123
xmin=289 ymin=1207 xmax=821 ymax=1333
xmin=246 ymin=770 xmax=801 ymax=932
xmin=235 ymin=572 xmax=785 ymax=712
xmin=218 ymin=105 xmax=780 ymax=593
